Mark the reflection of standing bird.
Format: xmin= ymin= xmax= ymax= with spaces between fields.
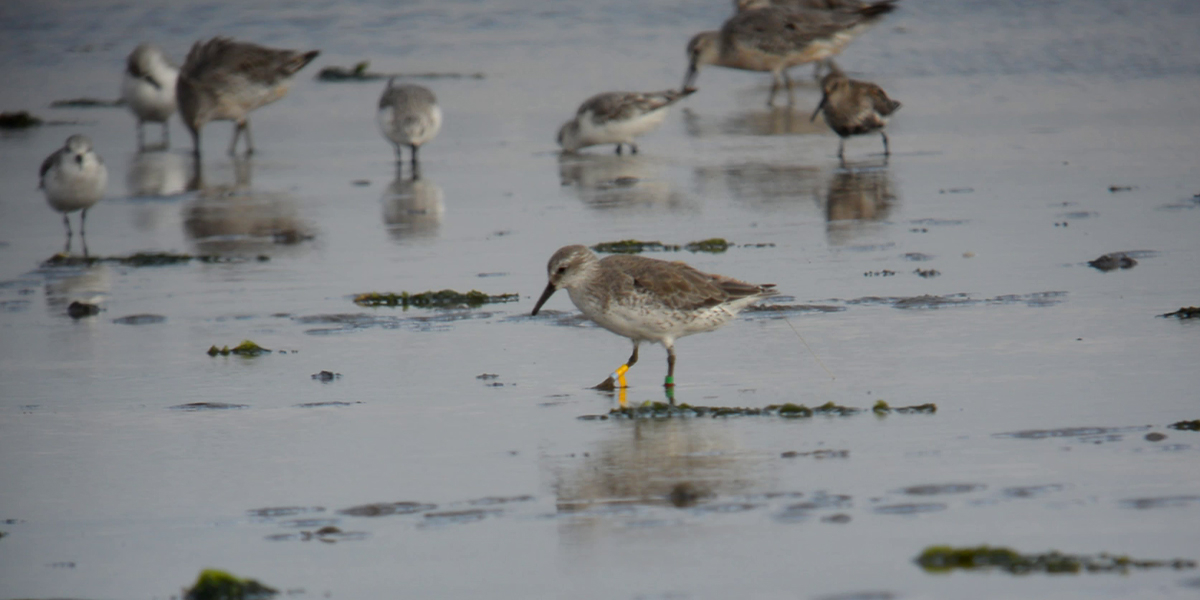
xmin=683 ymin=3 xmax=896 ymax=106
xmin=377 ymin=79 xmax=442 ymax=173
xmin=121 ymin=43 xmax=178 ymax=148
xmin=811 ymin=69 xmax=900 ymax=158
xmin=40 ymin=135 xmax=108 ymax=253
xmin=558 ymin=89 xmax=695 ymax=154
xmin=176 ymin=37 xmax=320 ymax=157
xmin=531 ymin=245 xmax=777 ymax=389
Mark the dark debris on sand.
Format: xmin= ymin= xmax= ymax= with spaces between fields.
xmin=1159 ymin=307 xmax=1200 ymax=319
xmin=353 ymin=290 xmax=518 ymax=309
xmin=0 ymin=110 xmax=43 ymax=128
xmin=585 ymin=400 xmax=935 ymax=420
xmin=317 ymin=61 xmax=484 ymax=81
xmin=42 ymin=252 xmax=268 ymax=268
xmin=916 ymin=545 xmax=1196 ymax=575
xmin=1169 ymin=420 xmax=1200 ymax=431
xmin=1088 ymin=252 xmax=1137 ymax=271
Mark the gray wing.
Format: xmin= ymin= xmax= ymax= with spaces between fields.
xmin=723 ymin=8 xmax=856 ymax=55
xmin=38 ymin=149 xmax=60 ymax=188
xmin=603 ymin=255 xmax=772 ymax=312
xmin=182 ymin=37 xmax=319 ymax=86
xmin=578 ymin=89 xmax=695 ymax=126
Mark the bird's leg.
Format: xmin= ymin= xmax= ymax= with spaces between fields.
xmin=410 ymin=144 xmax=419 ymax=173
xmin=838 ymin=138 xmax=845 ymax=160
xmin=664 ymin=343 xmax=676 ymax=388
xmin=80 ymin=208 xmax=88 ymax=237
xmin=630 ymin=143 xmax=639 ymax=155
xmin=767 ymin=72 xmax=781 ymax=107
xmin=614 ymin=144 xmax=623 ymax=156
xmin=228 ymin=122 xmax=243 ymax=156
xmin=783 ymin=70 xmax=796 ymax=106
xmin=189 ymin=126 xmax=202 ymax=160
xmin=243 ymin=119 xmax=255 ymax=155
xmin=594 ymin=342 xmax=639 ymax=391
xmin=881 ymin=131 xmax=890 ymax=156
xmin=62 ymin=214 xmax=73 ymax=254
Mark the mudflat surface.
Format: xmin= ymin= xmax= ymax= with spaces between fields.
xmin=1 ymin=0 xmax=1199 ymax=598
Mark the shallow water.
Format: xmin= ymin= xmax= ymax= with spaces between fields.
xmin=2 ymin=0 xmax=1199 ymax=598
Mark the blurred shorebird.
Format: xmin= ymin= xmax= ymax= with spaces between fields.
xmin=377 ymin=79 xmax=442 ymax=173
xmin=558 ymin=88 xmax=695 ymax=154
xmin=684 ymin=2 xmax=896 ymax=106
xmin=531 ymin=245 xmax=777 ymax=389
xmin=40 ymin=135 xmax=107 ymax=254
xmin=121 ymin=43 xmax=179 ymax=148
xmin=176 ymin=37 xmax=320 ymax=157
xmin=811 ymin=68 xmax=900 ymax=158
xmin=735 ymin=0 xmax=895 ymax=13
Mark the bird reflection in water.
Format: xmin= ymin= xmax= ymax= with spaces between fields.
xmin=682 ymin=105 xmax=828 ymax=138
xmin=557 ymin=153 xmax=689 ymax=210
xmin=126 ymin=149 xmax=190 ymax=199
xmin=381 ymin=165 xmax=444 ymax=240
xmin=44 ymin=264 xmax=111 ymax=319
xmin=693 ymin=161 xmax=823 ymax=213
xmin=822 ymin=159 xmax=895 ymax=246
xmin=549 ymin=414 xmax=764 ymax=531
xmin=182 ymin=156 xmax=313 ymax=254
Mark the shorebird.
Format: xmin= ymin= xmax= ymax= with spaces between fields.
xmin=683 ymin=3 xmax=896 ymax=106
xmin=735 ymin=0 xmax=893 ymax=13
xmin=531 ymin=245 xmax=777 ymax=389
xmin=39 ymin=135 xmax=107 ymax=254
xmin=121 ymin=43 xmax=179 ymax=148
xmin=176 ymin=37 xmax=320 ymax=157
xmin=377 ymin=79 xmax=442 ymax=173
xmin=810 ymin=68 xmax=900 ymax=158
xmin=558 ymin=88 xmax=695 ymax=154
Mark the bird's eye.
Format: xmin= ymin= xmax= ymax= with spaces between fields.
xmin=556 ymin=267 xmax=567 ymax=275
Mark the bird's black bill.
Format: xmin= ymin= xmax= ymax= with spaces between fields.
xmin=810 ymin=96 xmax=827 ymax=122
xmin=531 ymin=281 xmax=557 ymax=316
xmin=682 ymin=63 xmax=698 ymax=93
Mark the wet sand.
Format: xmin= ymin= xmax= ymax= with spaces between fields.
xmin=1 ymin=0 xmax=1199 ymax=598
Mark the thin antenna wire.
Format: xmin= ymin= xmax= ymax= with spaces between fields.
xmin=782 ymin=315 xmax=835 ymax=380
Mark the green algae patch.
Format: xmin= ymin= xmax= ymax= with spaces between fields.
xmin=1169 ymin=420 xmax=1200 ymax=431
xmin=208 ymin=340 xmax=270 ymax=357
xmin=592 ymin=400 xmax=937 ymax=420
xmin=916 ymin=545 xmax=1196 ymax=575
xmin=185 ymin=568 xmax=277 ymax=600
xmin=684 ymin=238 xmax=731 ymax=253
xmin=873 ymin=400 xmax=938 ymax=414
xmin=354 ymin=290 xmax=518 ymax=309
xmin=42 ymin=252 xmax=266 ymax=268
xmin=592 ymin=239 xmax=682 ymax=254
xmin=1160 ymin=307 xmax=1200 ymax=319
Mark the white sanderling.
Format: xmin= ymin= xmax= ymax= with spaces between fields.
xmin=558 ymin=88 xmax=696 ymax=155
xmin=810 ymin=68 xmax=900 ymax=158
xmin=377 ymin=79 xmax=442 ymax=173
xmin=176 ymin=37 xmax=320 ymax=157
xmin=531 ymin=245 xmax=777 ymax=389
xmin=683 ymin=2 xmax=896 ymax=106
xmin=121 ymin=43 xmax=179 ymax=148
xmin=39 ymin=135 xmax=108 ymax=253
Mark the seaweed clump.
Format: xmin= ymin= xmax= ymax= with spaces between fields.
xmin=1169 ymin=420 xmax=1200 ymax=431
xmin=0 ymin=110 xmax=43 ymax=129
xmin=208 ymin=340 xmax=271 ymax=357
xmin=684 ymin=238 xmax=731 ymax=253
xmin=593 ymin=400 xmax=936 ymax=420
xmin=1160 ymin=307 xmax=1200 ymax=319
xmin=916 ymin=545 xmax=1196 ymax=575
xmin=873 ymin=400 xmax=938 ymax=414
xmin=42 ymin=252 xmax=264 ymax=268
xmin=354 ymin=290 xmax=518 ymax=309
xmin=591 ymin=240 xmax=681 ymax=254
xmin=184 ymin=568 xmax=278 ymax=600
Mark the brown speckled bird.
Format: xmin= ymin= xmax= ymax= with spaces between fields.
xmin=811 ymin=68 xmax=900 ymax=158
xmin=176 ymin=37 xmax=320 ymax=157
xmin=531 ymin=245 xmax=777 ymax=389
